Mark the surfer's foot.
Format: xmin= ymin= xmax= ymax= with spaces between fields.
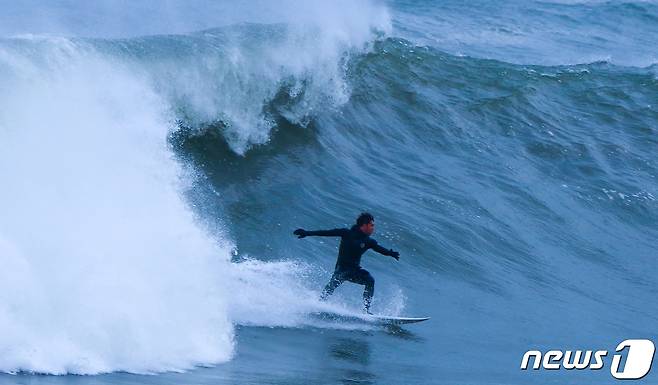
xmin=364 ymin=308 xmax=373 ymax=315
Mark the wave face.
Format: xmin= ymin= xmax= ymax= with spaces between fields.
xmin=1 ymin=0 xmax=657 ymax=380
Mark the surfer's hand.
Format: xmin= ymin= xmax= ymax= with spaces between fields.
xmin=390 ymin=251 xmax=400 ymax=260
xmin=293 ymin=228 xmax=307 ymax=238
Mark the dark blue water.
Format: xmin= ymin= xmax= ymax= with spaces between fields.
xmin=1 ymin=1 xmax=656 ymax=384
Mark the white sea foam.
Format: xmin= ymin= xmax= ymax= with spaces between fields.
xmin=0 ymin=39 xmax=236 ymax=374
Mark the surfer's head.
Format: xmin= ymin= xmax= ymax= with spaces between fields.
xmin=356 ymin=212 xmax=375 ymax=235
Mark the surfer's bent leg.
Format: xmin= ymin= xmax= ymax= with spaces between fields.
xmin=320 ymin=271 xmax=345 ymax=301
xmin=347 ymin=268 xmax=375 ymax=313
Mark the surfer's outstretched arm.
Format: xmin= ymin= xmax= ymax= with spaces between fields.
xmin=293 ymin=228 xmax=347 ymax=238
xmin=369 ymin=240 xmax=400 ymax=260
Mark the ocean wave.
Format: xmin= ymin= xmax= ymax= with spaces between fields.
xmin=0 ymin=2 xmax=391 ymax=374
xmin=1 ymin=2 xmax=656 ymax=376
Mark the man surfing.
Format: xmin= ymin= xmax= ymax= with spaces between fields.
xmin=293 ymin=212 xmax=400 ymax=314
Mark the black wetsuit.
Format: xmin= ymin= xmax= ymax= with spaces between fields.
xmin=299 ymin=225 xmax=398 ymax=312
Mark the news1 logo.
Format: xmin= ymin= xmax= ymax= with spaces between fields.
xmin=521 ymin=339 xmax=655 ymax=380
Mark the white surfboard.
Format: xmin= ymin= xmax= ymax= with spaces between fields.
xmin=370 ymin=314 xmax=430 ymax=325
xmin=312 ymin=311 xmax=430 ymax=325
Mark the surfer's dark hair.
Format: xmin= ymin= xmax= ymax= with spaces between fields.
xmin=356 ymin=212 xmax=374 ymax=226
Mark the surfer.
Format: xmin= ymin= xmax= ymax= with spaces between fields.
xmin=293 ymin=212 xmax=400 ymax=314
